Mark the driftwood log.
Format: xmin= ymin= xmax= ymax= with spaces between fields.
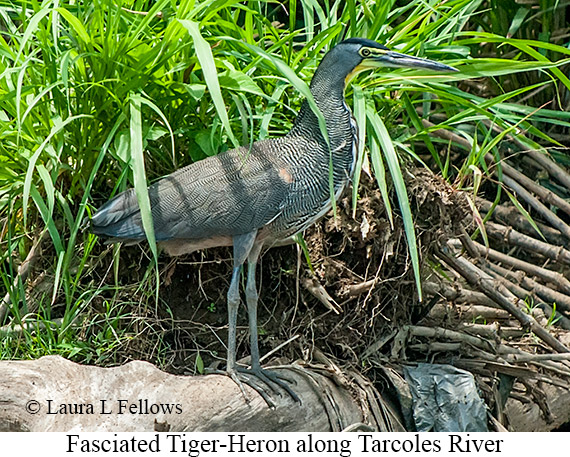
xmin=2 ymin=355 xmax=570 ymax=431
xmin=0 ymin=355 xmax=403 ymax=432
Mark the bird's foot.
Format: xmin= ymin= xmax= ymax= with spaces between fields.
xmin=206 ymin=367 xmax=264 ymax=405
xmin=208 ymin=365 xmax=300 ymax=407
xmin=231 ymin=366 xmax=300 ymax=408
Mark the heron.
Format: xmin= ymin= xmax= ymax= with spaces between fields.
xmin=91 ymin=38 xmax=457 ymax=403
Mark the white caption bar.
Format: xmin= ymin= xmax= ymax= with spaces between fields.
xmin=1 ymin=431 xmax=561 ymax=456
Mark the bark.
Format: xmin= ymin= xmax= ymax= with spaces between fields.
xmin=505 ymin=382 xmax=570 ymax=431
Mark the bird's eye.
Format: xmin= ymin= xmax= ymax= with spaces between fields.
xmin=361 ymin=48 xmax=371 ymax=57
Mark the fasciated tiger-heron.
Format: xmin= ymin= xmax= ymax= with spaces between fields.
xmin=91 ymin=38 xmax=457 ymax=403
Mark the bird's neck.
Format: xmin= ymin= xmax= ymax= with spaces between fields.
xmin=290 ymin=62 xmax=354 ymax=152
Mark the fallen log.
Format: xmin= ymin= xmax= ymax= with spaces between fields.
xmin=505 ymin=381 xmax=570 ymax=431
xmin=0 ymin=355 xmax=403 ymax=432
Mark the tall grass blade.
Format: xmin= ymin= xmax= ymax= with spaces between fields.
xmin=351 ymin=85 xmax=366 ymax=218
xmin=179 ymin=20 xmax=239 ymax=148
xmin=129 ymin=94 xmax=158 ymax=264
xmin=369 ymin=134 xmax=394 ymax=228
xmin=22 ymin=114 xmax=90 ymax=224
xmin=368 ymin=110 xmax=422 ymax=301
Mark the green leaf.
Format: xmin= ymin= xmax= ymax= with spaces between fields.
xmin=294 ymin=233 xmax=314 ymax=274
xmin=196 ymin=353 xmax=204 ymax=374
xmin=402 ymin=92 xmax=442 ymax=170
xmin=184 ymin=84 xmax=206 ymax=100
xmin=56 ymin=7 xmax=92 ymax=45
xmin=14 ymin=7 xmax=51 ymax=63
xmin=368 ymin=110 xmax=423 ymax=301
xmin=195 ymin=129 xmax=222 ymax=156
xmin=22 ymin=114 xmax=90 ymax=223
xmin=129 ymin=94 xmax=158 ymax=263
xmin=30 ymin=186 xmax=63 ymax=253
xmin=178 ymin=20 xmax=239 ymax=148
xmin=369 ymin=135 xmax=394 ymax=228
xmin=218 ymin=69 xmax=265 ymax=96
xmin=351 ymin=85 xmax=366 ymax=218
xmin=138 ymin=97 xmax=176 ymax=166
xmin=507 ymin=7 xmax=530 ymax=38
xmin=504 ymin=188 xmax=545 ymax=241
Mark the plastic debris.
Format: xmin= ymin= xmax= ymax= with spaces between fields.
xmin=403 ymin=363 xmax=488 ymax=432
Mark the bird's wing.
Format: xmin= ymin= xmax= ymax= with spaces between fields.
xmin=91 ymin=139 xmax=292 ymax=242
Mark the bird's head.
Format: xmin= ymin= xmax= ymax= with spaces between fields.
xmin=332 ymin=38 xmax=458 ymax=84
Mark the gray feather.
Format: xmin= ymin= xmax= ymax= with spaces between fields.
xmin=92 ymin=42 xmax=360 ymax=247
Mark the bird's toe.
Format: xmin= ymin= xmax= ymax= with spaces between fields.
xmin=237 ymin=366 xmax=301 ymax=405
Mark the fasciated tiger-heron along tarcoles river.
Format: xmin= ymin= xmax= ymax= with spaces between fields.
xmin=91 ymin=38 xmax=458 ymax=405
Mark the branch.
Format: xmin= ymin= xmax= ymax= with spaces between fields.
xmin=525 ymin=149 xmax=570 ymax=193
xmin=488 ymin=262 xmax=570 ymax=313
xmin=436 ymin=246 xmax=570 ymax=353
xmin=423 ymin=281 xmax=499 ymax=308
xmin=486 ymin=221 xmax=570 ymax=265
xmin=501 ymin=174 xmax=570 ymax=240
xmin=500 ymin=163 xmax=570 ymax=219
xmin=465 ymin=239 xmax=570 ymax=296
xmin=478 ymin=199 xmax=567 ymax=247
xmin=480 ymin=264 xmax=570 ymax=330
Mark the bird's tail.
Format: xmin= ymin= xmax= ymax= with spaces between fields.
xmin=90 ymin=189 xmax=146 ymax=241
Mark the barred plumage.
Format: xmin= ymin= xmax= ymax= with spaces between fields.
xmin=92 ymin=61 xmax=358 ymax=248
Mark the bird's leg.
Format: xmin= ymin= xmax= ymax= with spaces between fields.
xmin=222 ymin=233 xmax=298 ymax=406
xmin=223 ymin=263 xmax=258 ymax=401
xmin=223 ymin=232 xmax=275 ymax=405
xmin=239 ymin=243 xmax=300 ymax=403
xmin=244 ymin=252 xmax=261 ymax=370
xmin=226 ymin=266 xmax=241 ymax=374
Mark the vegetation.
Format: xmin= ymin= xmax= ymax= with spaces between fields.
xmin=0 ymin=0 xmax=568 ymax=371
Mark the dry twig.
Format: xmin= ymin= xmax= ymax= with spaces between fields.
xmin=478 ymin=199 xmax=567 ymax=247
xmin=501 ymin=174 xmax=570 ymax=240
xmin=424 ymin=281 xmax=498 ymax=307
xmin=464 ymin=240 xmax=570 ymax=295
xmin=488 ymin=262 xmax=570 ymax=313
xmin=486 ymin=221 xmax=570 ymax=265
xmin=436 ymin=246 xmax=570 ymax=353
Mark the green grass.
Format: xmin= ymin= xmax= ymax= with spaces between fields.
xmin=0 ymin=0 xmax=569 ymax=365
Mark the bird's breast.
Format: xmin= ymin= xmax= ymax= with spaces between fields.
xmin=262 ymin=115 xmax=358 ymax=241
